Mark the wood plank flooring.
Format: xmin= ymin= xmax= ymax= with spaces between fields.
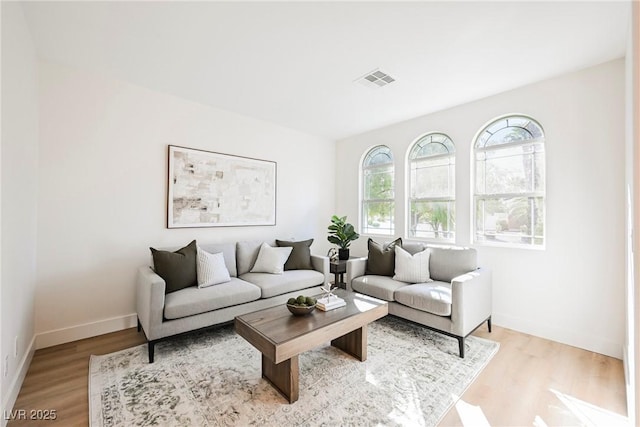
xmin=7 ymin=329 xmax=146 ymax=426
xmin=7 ymin=324 xmax=627 ymax=426
xmin=440 ymin=326 xmax=627 ymax=426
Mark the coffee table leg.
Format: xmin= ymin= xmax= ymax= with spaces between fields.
xmin=262 ymin=354 xmax=299 ymax=403
xmin=331 ymin=325 xmax=367 ymax=361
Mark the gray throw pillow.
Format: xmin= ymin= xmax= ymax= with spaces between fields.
xmin=366 ymin=237 xmax=402 ymax=276
xmin=150 ymin=240 xmax=197 ymax=294
xmin=276 ymin=239 xmax=313 ymax=270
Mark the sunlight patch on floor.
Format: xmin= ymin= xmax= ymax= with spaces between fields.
xmin=366 ymin=370 xmax=380 ymax=387
xmin=533 ymin=414 xmax=549 ymax=427
xmin=546 ymin=388 xmax=629 ymax=427
xmin=386 ymin=372 xmax=426 ymax=427
xmin=453 ymin=395 xmax=491 ymax=427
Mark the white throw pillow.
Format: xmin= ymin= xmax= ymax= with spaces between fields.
xmin=250 ymin=243 xmax=293 ymax=274
xmin=197 ymin=247 xmax=231 ymax=288
xmin=393 ymin=246 xmax=432 ymax=283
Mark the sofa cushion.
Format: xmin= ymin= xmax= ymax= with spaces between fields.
xmin=250 ymin=243 xmax=292 ymax=274
xmin=163 ymin=277 xmax=261 ymax=319
xmin=240 ymin=270 xmax=324 ymax=298
xmin=393 ymin=246 xmax=432 ymax=283
xmin=198 ymin=242 xmax=237 ymax=277
xmin=401 ymin=242 xmax=426 ymax=255
xmin=276 ymin=239 xmax=314 ymax=270
xmin=351 ymin=275 xmax=407 ymax=302
xmin=236 ymin=241 xmax=262 ymax=275
xmin=394 ymin=281 xmax=452 ymax=316
xmin=366 ymin=238 xmax=402 ymax=276
xmin=150 ymin=240 xmax=197 ymax=294
xmin=236 ymin=240 xmax=276 ymax=275
xmin=429 ymin=247 xmax=478 ymax=283
xmin=196 ymin=248 xmax=231 ymax=288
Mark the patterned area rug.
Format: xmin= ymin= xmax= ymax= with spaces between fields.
xmin=89 ymin=316 xmax=498 ymax=426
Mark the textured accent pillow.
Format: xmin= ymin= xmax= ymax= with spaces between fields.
xmin=150 ymin=240 xmax=197 ymax=294
xmin=276 ymin=239 xmax=313 ymax=270
xmin=366 ymin=238 xmax=402 ymax=276
xmin=196 ymin=247 xmax=231 ymax=288
xmin=250 ymin=243 xmax=293 ymax=274
xmin=393 ymin=246 xmax=432 ymax=283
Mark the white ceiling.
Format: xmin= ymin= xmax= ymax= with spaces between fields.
xmin=21 ymin=1 xmax=630 ymax=140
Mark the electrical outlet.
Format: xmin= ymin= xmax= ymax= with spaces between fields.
xmin=14 ymin=336 xmax=18 ymax=358
xmin=3 ymin=355 xmax=8 ymax=378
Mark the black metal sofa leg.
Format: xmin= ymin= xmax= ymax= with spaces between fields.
xmin=458 ymin=337 xmax=465 ymax=358
xmin=137 ymin=319 xmax=156 ymax=363
xmin=488 ymin=316 xmax=492 ymax=333
xmin=148 ymin=341 xmax=156 ymax=363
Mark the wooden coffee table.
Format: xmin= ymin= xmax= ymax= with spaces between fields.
xmin=234 ymin=290 xmax=388 ymax=403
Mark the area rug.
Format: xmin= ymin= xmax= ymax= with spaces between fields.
xmin=89 ymin=316 xmax=498 ymax=426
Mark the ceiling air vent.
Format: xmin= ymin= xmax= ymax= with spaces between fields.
xmin=356 ymin=69 xmax=396 ymax=89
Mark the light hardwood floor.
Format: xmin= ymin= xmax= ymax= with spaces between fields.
xmin=7 ymin=324 xmax=627 ymax=426
xmin=440 ymin=326 xmax=628 ymax=426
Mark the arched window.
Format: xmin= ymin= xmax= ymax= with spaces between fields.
xmin=361 ymin=145 xmax=394 ymax=235
xmin=473 ymin=115 xmax=545 ymax=247
xmin=407 ymin=133 xmax=455 ymax=240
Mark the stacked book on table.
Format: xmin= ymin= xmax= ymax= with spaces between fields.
xmin=315 ymin=295 xmax=346 ymax=311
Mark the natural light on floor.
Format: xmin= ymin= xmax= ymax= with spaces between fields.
xmin=387 ymin=371 xmax=427 ymax=427
xmin=545 ymin=389 xmax=629 ymax=427
xmin=454 ymin=389 xmax=629 ymax=427
xmin=454 ymin=396 xmax=491 ymax=427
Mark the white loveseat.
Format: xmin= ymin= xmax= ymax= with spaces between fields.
xmin=346 ymin=242 xmax=492 ymax=357
xmin=137 ymin=240 xmax=329 ymax=362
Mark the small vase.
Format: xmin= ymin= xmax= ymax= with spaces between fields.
xmin=338 ymin=249 xmax=350 ymax=260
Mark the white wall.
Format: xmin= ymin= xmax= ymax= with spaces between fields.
xmin=35 ymin=61 xmax=335 ymax=347
xmin=630 ymin=0 xmax=640 ymax=422
xmin=1 ymin=2 xmax=39 ymax=417
xmin=336 ymin=59 xmax=626 ymax=358
xmin=624 ymin=2 xmax=638 ymax=420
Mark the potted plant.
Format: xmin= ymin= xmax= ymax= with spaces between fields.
xmin=327 ymin=215 xmax=360 ymax=260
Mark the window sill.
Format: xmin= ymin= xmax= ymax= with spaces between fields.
xmin=360 ymin=232 xmax=397 ymax=239
xmin=472 ymin=240 xmax=546 ymax=251
xmin=405 ymin=237 xmax=456 ymax=246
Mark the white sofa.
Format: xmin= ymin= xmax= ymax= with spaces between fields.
xmin=346 ymin=242 xmax=492 ymax=357
xmin=137 ymin=240 xmax=329 ymax=362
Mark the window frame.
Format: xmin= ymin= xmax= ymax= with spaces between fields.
xmin=360 ymin=145 xmax=395 ymax=236
xmin=406 ymin=132 xmax=456 ymax=242
xmin=472 ymin=115 xmax=546 ymax=249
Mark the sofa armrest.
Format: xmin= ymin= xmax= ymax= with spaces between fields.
xmin=136 ymin=266 xmax=167 ymax=340
xmin=450 ymin=267 xmax=492 ymax=337
xmin=311 ymin=254 xmax=330 ymax=286
xmin=346 ymin=258 xmax=367 ymax=292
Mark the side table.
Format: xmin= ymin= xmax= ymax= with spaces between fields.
xmin=330 ymin=258 xmax=352 ymax=289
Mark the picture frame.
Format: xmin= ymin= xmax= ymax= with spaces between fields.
xmin=167 ymin=145 xmax=276 ymax=228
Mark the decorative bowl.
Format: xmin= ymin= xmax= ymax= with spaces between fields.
xmin=287 ymin=303 xmax=316 ymax=316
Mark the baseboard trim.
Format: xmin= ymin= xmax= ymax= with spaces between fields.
xmin=35 ymin=314 xmax=138 ymax=350
xmin=492 ymin=312 xmax=623 ymax=359
xmin=1 ymin=335 xmax=36 ymax=427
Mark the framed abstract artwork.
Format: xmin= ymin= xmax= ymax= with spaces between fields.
xmin=167 ymin=145 xmax=277 ymax=228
